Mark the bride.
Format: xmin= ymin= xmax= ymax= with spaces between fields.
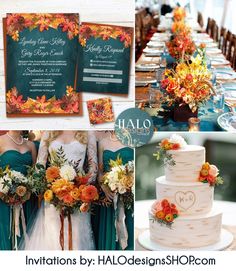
xmin=25 ymin=131 xmax=97 ymax=250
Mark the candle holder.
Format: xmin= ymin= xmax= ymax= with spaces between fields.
xmin=188 ymin=117 xmax=200 ymax=132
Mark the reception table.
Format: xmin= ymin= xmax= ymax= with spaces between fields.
xmin=136 ymin=28 xmax=236 ymax=131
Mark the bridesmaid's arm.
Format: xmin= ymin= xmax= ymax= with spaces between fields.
xmin=97 ymin=137 xmax=115 ymax=202
xmin=36 ymin=131 xmax=49 ymax=167
xmin=27 ymin=141 xmax=37 ymax=164
xmin=87 ymin=131 xmax=98 ymax=184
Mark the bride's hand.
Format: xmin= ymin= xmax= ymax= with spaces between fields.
xmin=101 ymin=184 xmax=115 ymax=202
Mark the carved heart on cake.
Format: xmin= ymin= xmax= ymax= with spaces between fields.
xmin=174 ymin=191 xmax=196 ymax=210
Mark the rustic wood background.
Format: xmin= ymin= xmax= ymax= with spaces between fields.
xmin=0 ymin=0 xmax=135 ymax=130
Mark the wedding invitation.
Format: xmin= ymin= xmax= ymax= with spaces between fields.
xmin=77 ymin=23 xmax=133 ymax=94
xmin=3 ymin=14 xmax=133 ymax=117
xmin=4 ymin=13 xmax=81 ymax=116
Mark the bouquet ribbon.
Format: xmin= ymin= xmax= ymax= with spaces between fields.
xmin=9 ymin=204 xmax=28 ymax=250
xmin=59 ymin=211 xmax=73 ymax=250
xmin=113 ymin=194 xmax=128 ymax=250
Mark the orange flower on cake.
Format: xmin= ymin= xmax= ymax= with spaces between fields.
xmin=199 ymin=162 xmax=224 ymax=187
xmin=150 ymin=199 xmax=179 ymax=228
xmin=153 ymin=134 xmax=187 ymax=165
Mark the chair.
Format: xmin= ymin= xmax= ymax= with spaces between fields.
xmin=223 ymin=30 xmax=232 ymax=58
xmin=206 ymin=18 xmax=213 ymax=36
xmin=227 ymin=35 xmax=236 ymax=70
xmin=197 ymin=12 xmax=204 ymax=28
xmin=219 ymin=27 xmax=227 ymax=50
xmin=212 ymin=21 xmax=219 ymax=42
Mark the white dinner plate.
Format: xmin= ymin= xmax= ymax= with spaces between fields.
xmin=218 ymin=112 xmax=236 ymax=131
xmin=216 ymin=70 xmax=236 ymax=80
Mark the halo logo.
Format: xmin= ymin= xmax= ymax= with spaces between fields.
xmin=114 ymin=108 xmax=154 ymax=147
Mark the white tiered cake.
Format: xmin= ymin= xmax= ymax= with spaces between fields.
xmin=149 ymin=139 xmax=222 ymax=248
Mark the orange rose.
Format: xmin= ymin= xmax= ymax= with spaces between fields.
xmin=62 ymin=193 xmax=75 ymax=205
xmin=80 ymin=185 xmax=99 ymax=203
xmin=172 ymin=143 xmax=180 ymax=150
xmin=16 ymin=186 xmax=27 ymax=197
xmin=161 ymin=199 xmax=170 ymax=208
xmin=46 ymin=166 xmax=60 ymax=182
xmin=155 ymin=211 xmax=165 ymax=220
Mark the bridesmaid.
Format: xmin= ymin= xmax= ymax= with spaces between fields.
xmin=0 ymin=131 xmax=37 ymax=250
xmin=96 ymin=131 xmax=134 ymax=250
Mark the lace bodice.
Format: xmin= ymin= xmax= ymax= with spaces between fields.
xmin=37 ymin=132 xmax=98 ymax=183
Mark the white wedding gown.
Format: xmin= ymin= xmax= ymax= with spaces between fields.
xmin=24 ymin=132 xmax=97 ymax=250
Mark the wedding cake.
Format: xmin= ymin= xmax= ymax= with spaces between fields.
xmin=149 ymin=135 xmax=223 ymax=248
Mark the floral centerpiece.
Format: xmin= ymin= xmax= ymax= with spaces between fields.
xmin=173 ymin=7 xmax=186 ymax=22
xmin=199 ymin=162 xmax=224 ymax=187
xmin=161 ymin=54 xmax=214 ymax=121
xmin=28 ymin=147 xmax=99 ymax=250
xmin=153 ymin=134 xmax=187 ymax=166
xmin=166 ymin=31 xmax=196 ymax=61
xmin=150 ymin=199 xmax=179 ymax=228
xmin=0 ymin=166 xmax=33 ymax=249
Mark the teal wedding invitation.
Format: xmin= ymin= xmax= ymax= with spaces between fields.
xmin=4 ymin=13 xmax=81 ymax=116
xmin=4 ymin=15 xmax=133 ymax=117
xmin=77 ymin=23 xmax=133 ymax=94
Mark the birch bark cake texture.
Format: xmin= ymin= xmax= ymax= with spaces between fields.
xmin=150 ymin=134 xmax=224 ymax=248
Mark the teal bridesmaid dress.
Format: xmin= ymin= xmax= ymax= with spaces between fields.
xmin=0 ymin=150 xmax=37 ymax=250
xmin=97 ymin=147 xmax=134 ymax=250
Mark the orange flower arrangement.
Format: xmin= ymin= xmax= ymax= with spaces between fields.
xmin=161 ymin=56 xmax=214 ymax=113
xmin=79 ymin=23 xmax=132 ymax=48
xmin=173 ymin=7 xmax=186 ymax=22
xmin=199 ymin=162 xmax=224 ymax=187
xmin=166 ymin=33 xmax=196 ymax=61
xmin=151 ymin=199 xmax=179 ymax=227
xmin=6 ymin=86 xmax=81 ymax=114
xmin=6 ymin=13 xmax=79 ymax=41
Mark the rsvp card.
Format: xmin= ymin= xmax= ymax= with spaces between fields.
xmin=77 ymin=23 xmax=133 ymax=94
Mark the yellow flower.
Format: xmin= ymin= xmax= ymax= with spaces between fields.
xmin=44 ymin=190 xmax=53 ymax=202
xmin=66 ymin=86 xmax=74 ymax=95
xmin=12 ymin=31 xmax=19 ymax=41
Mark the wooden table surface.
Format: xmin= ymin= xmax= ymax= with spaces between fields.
xmin=0 ymin=0 xmax=135 ymax=130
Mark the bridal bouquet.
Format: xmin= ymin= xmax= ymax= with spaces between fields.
xmin=102 ymin=155 xmax=134 ymax=210
xmin=0 ymin=166 xmax=32 ymax=205
xmin=28 ymin=147 xmax=99 ymax=250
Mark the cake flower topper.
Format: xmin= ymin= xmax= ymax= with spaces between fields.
xmin=153 ymin=134 xmax=187 ymax=166
xmin=199 ymin=162 xmax=224 ymax=187
xmin=150 ymin=199 xmax=179 ymax=228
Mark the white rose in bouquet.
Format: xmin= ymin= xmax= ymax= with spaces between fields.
xmin=11 ymin=170 xmax=28 ymax=183
xmin=60 ymin=164 xmax=76 ymax=181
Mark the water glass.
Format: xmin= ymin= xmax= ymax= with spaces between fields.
xmin=213 ymin=84 xmax=225 ymax=113
xmin=210 ymin=68 xmax=217 ymax=86
xmin=149 ymin=86 xmax=160 ymax=107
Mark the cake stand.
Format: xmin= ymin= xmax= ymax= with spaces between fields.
xmin=138 ymin=229 xmax=234 ymax=251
